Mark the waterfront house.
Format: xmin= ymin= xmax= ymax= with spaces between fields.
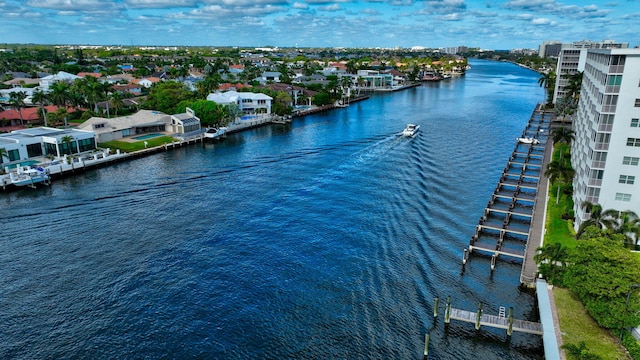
xmin=78 ymin=108 xmax=202 ymax=143
xmin=170 ymin=107 xmax=202 ymax=137
xmin=207 ymin=91 xmax=273 ymax=115
xmin=0 ymin=127 xmax=96 ymax=167
xmin=353 ymin=70 xmax=394 ymax=90
xmin=78 ymin=110 xmax=172 ymax=143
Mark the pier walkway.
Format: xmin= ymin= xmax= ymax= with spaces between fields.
xmin=465 ymin=106 xmax=554 ymax=284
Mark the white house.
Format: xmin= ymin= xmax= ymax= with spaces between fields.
xmin=39 ymin=71 xmax=81 ymax=91
xmin=207 ymin=90 xmax=272 ymax=115
xmin=0 ymin=127 xmax=96 ymax=166
xmin=78 ymin=110 xmax=172 ymax=143
xmin=170 ymin=107 xmax=202 ymax=135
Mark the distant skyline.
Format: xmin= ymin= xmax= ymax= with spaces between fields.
xmin=1 ymin=0 xmax=639 ymax=50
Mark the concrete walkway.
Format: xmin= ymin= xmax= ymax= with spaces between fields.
xmin=520 ymin=116 xmax=554 ymax=284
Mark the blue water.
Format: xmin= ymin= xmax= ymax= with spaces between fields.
xmin=1 ymin=59 xmax=545 ymax=359
xmin=132 ymin=133 xmax=162 ymax=140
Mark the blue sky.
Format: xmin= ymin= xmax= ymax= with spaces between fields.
xmin=1 ymin=0 xmax=638 ymax=49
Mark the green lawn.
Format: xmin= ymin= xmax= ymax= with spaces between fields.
xmin=554 ymin=287 xmax=628 ymax=360
xmin=545 ymin=184 xmax=577 ymax=249
xmin=98 ymin=136 xmax=176 ymax=152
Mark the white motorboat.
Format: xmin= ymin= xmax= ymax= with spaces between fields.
xmin=9 ymin=166 xmax=51 ymax=187
xmin=516 ymin=137 xmax=540 ymax=145
xmin=204 ymin=127 xmax=227 ymax=139
xmin=402 ymin=124 xmax=420 ymax=137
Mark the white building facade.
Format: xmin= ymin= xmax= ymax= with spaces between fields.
xmin=572 ymin=48 xmax=640 ymax=229
xmin=553 ymin=40 xmax=629 ymax=104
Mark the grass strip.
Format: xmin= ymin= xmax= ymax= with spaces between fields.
xmin=554 ymin=287 xmax=627 ymax=360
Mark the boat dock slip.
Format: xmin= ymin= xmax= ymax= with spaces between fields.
xmin=466 ymin=108 xmax=553 ymax=279
xmin=433 ymin=297 xmax=543 ymax=336
xmin=448 ymin=308 xmax=542 ymax=335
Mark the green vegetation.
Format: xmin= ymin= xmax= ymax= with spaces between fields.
xmin=539 ymin=130 xmax=640 ymax=359
xmin=555 ymin=288 xmax=626 ymax=360
xmin=98 ymin=136 xmax=176 ymax=152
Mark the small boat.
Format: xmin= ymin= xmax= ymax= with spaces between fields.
xmin=403 ymin=124 xmax=420 ymax=137
xmin=204 ymin=127 xmax=227 ymax=139
xmin=516 ymin=137 xmax=540 ymax=145
xmin=9 ymin=166 xmax=51 ymax=187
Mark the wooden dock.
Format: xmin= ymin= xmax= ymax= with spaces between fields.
xmin=466 ymin=107 xmax=552 ymax=274
xmin=449 ymin=307 xmax=542 ymax=335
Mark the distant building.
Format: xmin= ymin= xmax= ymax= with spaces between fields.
xmin=571 ymin=48 xmax=640 ymax=230
xmin=538 ymin=40 xmax=562 ymax=58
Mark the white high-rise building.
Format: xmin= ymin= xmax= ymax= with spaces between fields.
xmin=572 ymin=48 xmax=640 ymax=229
xmin=553 ymin=40 xmax=629 ymax=104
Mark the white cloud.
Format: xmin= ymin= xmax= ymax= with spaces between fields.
xmin=125 ymin=0 xmax=197 ymax=8
xmin=318 ymin=4 xmax=342 ymax=11
xmin=292 ymin=2 xmax=309 ymax=9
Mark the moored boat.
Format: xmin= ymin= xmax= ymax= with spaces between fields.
xmin=516 ymin=137 xmax=540 ymax=145
xmin=402 ymin=123 xmax=420 ymax=137
xmin=204 ymin=127 xmax=227 ymax=139
xmin=9 ymin=166 xmax=51 ymax=187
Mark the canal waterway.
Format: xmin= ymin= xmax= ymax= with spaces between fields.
xmin=1 ymin=59 xmax=545 ymax=359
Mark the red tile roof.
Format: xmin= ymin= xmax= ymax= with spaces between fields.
xmin=0 ymin=106 xmax=76 ymax=122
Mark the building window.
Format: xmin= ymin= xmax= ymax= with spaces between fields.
xmin=619 ymin=175 xmax=635 ymax=184
xmin=26 ymin=143 xmax=43 ymax=157
xmin=608 ymin=75 xmax=622 ymax=86
xmin=627 ymin=138 xmax=640 ymax=147
xmin=632 ymin=118 xmax=640 ymax=127
xmin=635 ymin=99 xmax=640 ymax=107
xmin=615 ymin=193 xmax=632 ymax=202
xmin=623 ymin=156 xmax=640 ymax=165
xmin=7 ymin=149 xmax=19 ymax=162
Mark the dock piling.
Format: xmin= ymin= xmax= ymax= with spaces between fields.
xmin=433 ymin=297 xmax=439 ymax=318
xmin=475 ymin=303 xmax=483 ymax=330
xmin=508 ymin=307 xmax=514 ymax=336
xmin=445 ymin=297 xmax=451 ymax=324
xmin=423 ymin=333 xmax=430 ymax=359
xmin=462 ymin=249 xmax=468 ymax=265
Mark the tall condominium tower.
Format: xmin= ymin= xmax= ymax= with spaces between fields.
xmin=553 ymin=40 xmax=629 ymax=104
xmin=572 ymin=48 xmax=640 ymax=229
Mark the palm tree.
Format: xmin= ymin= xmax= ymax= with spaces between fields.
xmin=9 ymin=91 xmax=27 ymax=126
xmin=551 ymin=126 xmax=575 ymax=163
xmin=576 ymin=201 xmax=620 ymax=239
xmin=551 ymin=126 xmax=575 ymax=144
xmin=31 ymin=89 xmax=49 ymax=126
xmin=197 ymin=75 xmax=221 ymax=98
xmin=48 ymin=81 xmax=72 ymax=109
xmin=561 ymin=341 xmax=602 ymax=360
xmin=614 ymin=210 xmax=640 ymax=247
xmin=0 ymin=147 xmax=8 ymax=164
xmin=534 ymin=242 xmax=568 ymax=282
xmin=545 ymin=159 xmax=575 ymax=204
xmin=109 ymin=91 xmax=125 ymax=117
xmin=538 ymin=71 xmax=556 ymax=106
xmin=563 ymin=71 xmax=583 ymax=102
xmin=60 ymin=135 xmax=75 ymax=156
